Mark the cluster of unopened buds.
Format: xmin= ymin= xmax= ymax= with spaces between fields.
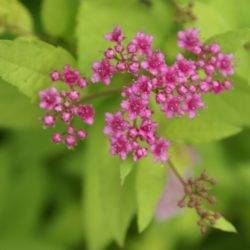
xmin=39 ymin=65 xmax=95 ymax=148
xmin=178 ymin=171 xmax=221 ymax=234
xmin=39 ymin=26 xmax=234 ymax=160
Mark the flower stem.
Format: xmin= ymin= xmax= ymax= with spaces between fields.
xmin=168 ymin=160 xmax=186 ymax=185
xmin=81 ymin=87 xmax=123 ymax=102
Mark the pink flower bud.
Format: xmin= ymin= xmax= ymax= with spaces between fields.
xmin=127 ymin=43 xmax=137 ymax=53
xmin=77 ymin=130 xmax=87 ymax=139
xmin=61 ymin=112 xmax=71 ymax=123
xmin=65 ymin=135 xmax=76 ymax=148
xmin=116 ymin=62 xmax=126 ymax=71
xmin=105 ymin=48 xmax=115 ymax=59
xmin=43 ymin=115 xmax=55 ymax=127
xmin=209 ymin=44 xmax=220 ymax=54
xmin=67 ymin=126 xmax=74 ymax=134
xmin=50 ymin=71 xmax=60 ymax=81
xmin=52 ymin=133 xmax=62 ymax=144
xmin=78 ymin=78 xmax=87 ymax=88
xmin=68 ymin=91 xmax=80 ymax=101
xmin=115 ymin=44 xmax=122 ymax=53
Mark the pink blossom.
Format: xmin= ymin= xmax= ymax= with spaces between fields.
xmin=139 ymin=119 xmax=157 ymax=143
xmin=63 ymin=65 xmax=79 ymax=85
xmin=175 ymin=54 xmax=196 ymax=78
xmin=131 ymin=75 xmax=152 ymax=97
xmin=178 ymin=28 xmax=202 ymax=54
xmin=164 ymin=66 xmax=178 ymax=85
xmin=141 ymin=51 xmax=166 ymax=75
xmin=121 ymin=95 xmax=151 ymax=120
xmin=78 ymin=104 xmax=95 ymax=124
xmin=77 ymin=78 xmax=87 ymax=88
xmin=105 ymin=26 xmax=125 ymax=43
xmin=184 ymin=94 xmax=204 ymax=118
xmin=133 ymin=147 xmax=148 ymax=161
xmin=104 ymin=112 xmax=128 ymax=135
xmin=110 ymin=135 xmax=132 ymax=160
xmin=156 ymin=92 xmax=167 ymax=104
xmin=211 ymin=81 xmax=225 ymax=94
xmin=91 ymin=59 xmax=116 ymax=85
xmin=216 ymin=53 xmax=234 ymax=76
xmin=132 ymin=32 xmax=153 ymax=54
xmin=128 ymin=62 xmax=140 ymax=74
xmin=39 ymin=87 xmax=61 ymax=110
xmin=151 ymin=138 xmax=170 ymax=163
xmin=163 ymin=96 xmax=183 ymax=118
xmin=208 ymin=44 xmax=220 ymax=54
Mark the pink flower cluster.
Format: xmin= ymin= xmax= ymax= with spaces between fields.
xmin=39 ymin=65 xmax=95 ymax=148
xmin=99 ymin=26 xmax=234 ymax=162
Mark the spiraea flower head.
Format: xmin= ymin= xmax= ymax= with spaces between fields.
xmin=100 ymin=26 xmax=234 ymax=163
xmin=39 ymin=26 xmax=234 ymax=163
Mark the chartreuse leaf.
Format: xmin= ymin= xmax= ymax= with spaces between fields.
xmin=203 ymin=0 xmax=250 ymax=29
xmin=136 ymin=156 xmax=167 ymax=232
xmin=0 ymin=239 xmax=65 ymax=250
xmin=76 ymin=0 xmax=173 ymax=74
xmin=213 ymin=216 xmax=237 ymax=233
xmin=159 ymin=117 xmax=241 ymax=144
xmin=208 ymin=29 xmax=250 ymax=85
xmin=0 ymin=78 xmax=40 ymax=128
xmin=202 ymin=76 xmax=250 ymax=127
xmin=0 ymin=38 xmax=76 ymax=99
xmin=82 ymin=105 xmax=136 ymax=249
xmin=0 ymin=0 xmax=33 ymax=35
xmin=168 ymin=143 xmax=194 ymax=173
xmin=120 ymin=160 xmax=136 ymax=185
xmin=41 ymin=0 xmax=79 ymax=39
xmin=0 ymin=138 xmax=48 ymax=240
xmin=189 ymin=1 xmax=230 ymax=40
xmin=42 ymin=203 xmax=83 ymax=247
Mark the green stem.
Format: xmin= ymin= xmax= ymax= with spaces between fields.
xmin=168 ymin=160 xmax=186 ymax=185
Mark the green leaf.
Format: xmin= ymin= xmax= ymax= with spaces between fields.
xmin=120 ymin=161 xmax=135 ymax=185
xmin=136 ymin=156 xmax=167 ymax=232
xmin=76 ymin=0 xmax=173 ymax=74
xmin=202 ymin=76 xmax=250 ymax=127
xmin=0 ymin=0 xmax=33 ymax=35
xmin=0 ymin=146 xmax=48 ymax=239
xmin=0 ymin=38 xmax=76 ymax=99
xmin=202 ymin=0 xmax=250 ymax=30
xmin=41 ymin=0 xmax=79 ymax=40
xmin=160 ymin=117 xmax=241 ymax=144
xmin=168 ymin=143 xmax=193 ymax=173
xmin=42 ymin=204 xmax=83 ymax=246
xmin=213 ymin=216 xmax=237 ymax=233
xmin=82 ymin=104 xmax=136 ymax=249
xmin=189 ymin=1 xmax=230 ymax=40
xmin=0 ymin=239 xmax=65 ymax=250
xmin=0 ymin=78 xmax=40 ymax=128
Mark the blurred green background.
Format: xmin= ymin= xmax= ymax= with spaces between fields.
xmin=0 ymin=0 xmax=250 ymax=249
